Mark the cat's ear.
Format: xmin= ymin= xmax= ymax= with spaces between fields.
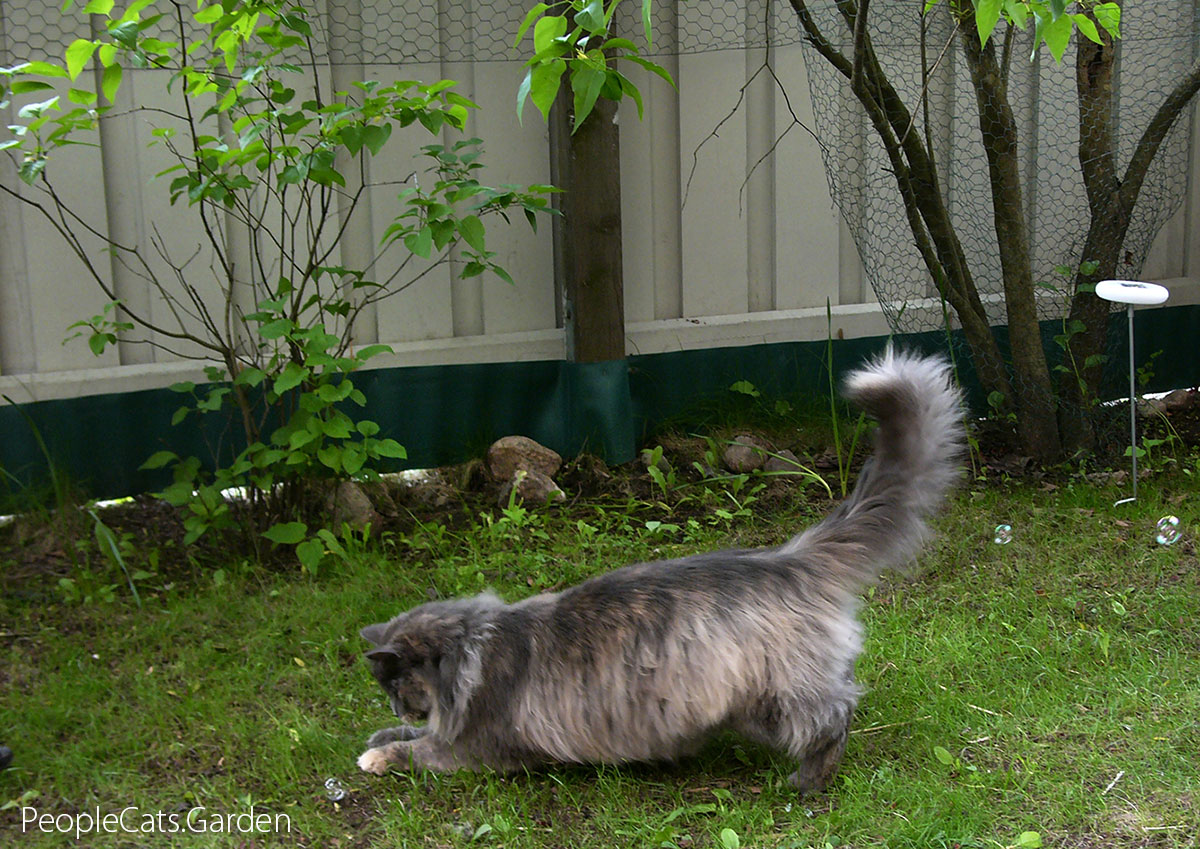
xmin=360 ymin=623 xmax=389 ymax=645
xmin=364 ymin=645 xmax=403 ymax=677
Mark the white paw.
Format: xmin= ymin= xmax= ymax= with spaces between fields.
xmin=357 ymin=747 xmax=392 ymax=775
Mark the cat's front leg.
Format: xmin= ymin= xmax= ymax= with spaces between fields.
xmin=357 ymin=736 xmax=473 ymax=775
xmin=366 ymin=724 xmax=427 ymax=748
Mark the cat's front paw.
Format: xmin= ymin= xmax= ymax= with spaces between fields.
xmin=357 ymin=747 xmax=394 ymax=775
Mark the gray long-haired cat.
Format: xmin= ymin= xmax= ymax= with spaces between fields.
xmin=357 ymin=348 xmax=963 ymax=792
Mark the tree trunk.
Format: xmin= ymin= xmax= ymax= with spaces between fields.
xmin=961 ymin=25 xmax=1062 ymax=461
xmin=552 ymin=94 xmax=625 ymax=363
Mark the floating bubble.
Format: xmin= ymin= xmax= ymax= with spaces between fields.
xmin=324 ymin=777 xmax=347 ymax=802
xmin=1156 ymin=515 xmax=1181 ymax=546
xmin=993 ymin=524 xmax=1012 ymax=545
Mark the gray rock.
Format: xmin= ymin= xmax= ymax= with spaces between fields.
xmin=498 ymin=469 xmax=566 ymax=506
xmin=487 ymin=435 xmax=562 ymax=481
xmin=764 ymin=448 xmax=804 ymax=474
xmin=409 ymin=480 xmax=458 ymax=510
xmin=722 ymin=434 xmax=772 ymax=474
xmin=326 ymin=481 xmax=381 ymax=529
xmin=1137 ymin=397 xmax=1167 ymax=418
xmin=1163 ymin=388 xmax=1197 ymax=413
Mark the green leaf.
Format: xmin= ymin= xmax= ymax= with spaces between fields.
xmin=289 ymin=429 xmax=317 ymax=450
xmin=340 ymin=124 xmax=364 ymax=156
xmin=575 ymin=0 xmax=606 ymax=34
xmin=273 ymin=361 xmax=310 ymax=395
xmin=100 ymin=62 xmax=121 ymax=104
xmin=975 ymin=0 xmax=1003 ymax=47
xmin=1013 ymin=833 xmax=1043 ymax=849
xmin=10 ymin=81 xmax=55 ymax=95
xmin=317 ymin=445 xmax=341 ymax=470
xmin=532 ymin=15 xmax=568 ymax=54
xmin=195 ymin=386 xmax=229 ymax=412
xmin=1093 ymin=4 xmax=1120 ymax=39
xmin=193 ymin=4 xmax=224 ymax=24
xmin=321 ymin=415 xmax=353 ymax=439
xmin=1038 ymin=11 xmax=1074 ymax=63
xmin=513 ymin=3 xmax=551 ymax=49
xmin=19 ymin=61 xmax=69 ymax=79
xmin=361 ymin=123 xmax=392 ymax=156
xmin=262 ymin=521 xmax=307 ymax=545
xmin=140 ymin=450 xmax=178 ymax=470
xmin=160 ymin=480 xmax=194 ymax=506
xmin=355 ymin=344 xmax=393 ymax=361
xmin=719 ymin=828 xmax=740 ymax=849
xmin=296 ymin=538 xmax=325 ymax=573
xmin=67 ymin=87 xmax=97 ymax=105
xmin=373 ymin=438 xmax=406 ymax=459
xmin=1003 ymin=0 xmax=1028 ymax=30
xmin=341 ymin=446 xmax=366 ymax=475
xmin=933 ymin=745 xmax=955 ymax=765
xmin=317 ymin=382 xmax=353 ymax=404
xmin=1070 ymin=14 xmax=1101 ymax=46
xmin=65 ymin=39 xmax=98 ymax=80
xmin=516 ymin=68 xmax=534 ymax=124
xmin=83 ymin=0 xmax=116 ymax=14
xmin=529 ymin=59 xmax=566 ymax=121
xmin=570 ymin=63 xmax=607 ymax=131
xmin=404 ymin=225 xmax=433 ymax=259
xmin=458 ymin=215 xmax=486 ymax=254
xmin=233 ymin=367 xmax=266 ymax=387
xmin=491 ymin=264 xmax=515 ymax=286
xmin=614 ymin=70 xmax=644 ymax=120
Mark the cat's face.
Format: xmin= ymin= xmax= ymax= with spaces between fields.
xmin=368 ymin=653 xmax=434 ymax=722
xmin=361 ymin=618 xmax=438 ymax=723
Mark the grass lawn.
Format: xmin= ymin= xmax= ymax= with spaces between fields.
xmin=1 ymin=462 xmax=1198 ymax=848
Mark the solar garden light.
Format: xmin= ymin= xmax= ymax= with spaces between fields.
xmin=1094 ymin=279 xmax=1170 ymax=505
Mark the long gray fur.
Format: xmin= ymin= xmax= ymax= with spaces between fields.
xmin=356 ymin=348 xmax=964 ymax=792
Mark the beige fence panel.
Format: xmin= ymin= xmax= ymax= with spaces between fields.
xmin=2 ymin=0 xmax=1200 ymax=405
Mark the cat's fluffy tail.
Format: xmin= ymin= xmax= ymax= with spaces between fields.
xmin=780 ymin=347 xmax=964 ymax=592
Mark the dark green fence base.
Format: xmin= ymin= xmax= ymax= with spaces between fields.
xmin=2 ymin=304 xmax=1197 ymax=501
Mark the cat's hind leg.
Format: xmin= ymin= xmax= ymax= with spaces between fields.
xmin=734 ymin=690 xmax=855 ymax=796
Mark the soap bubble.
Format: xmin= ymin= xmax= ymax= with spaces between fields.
xmin=993 ymin=524 xmax=1012 ymax=545
xmin=1156 ymin=516 xmax=1181 ymax=546
xmin=324 ymin=777 xmax=347 ymax=802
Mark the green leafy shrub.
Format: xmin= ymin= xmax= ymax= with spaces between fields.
xmin=1 ymin=1 xmax=555 ymax=556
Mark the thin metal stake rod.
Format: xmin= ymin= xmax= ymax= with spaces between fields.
xmin=1117 ymin=303 xmax=1138 ymax=505
xmin=1096 ymin=279 xmax=1168 ymax=507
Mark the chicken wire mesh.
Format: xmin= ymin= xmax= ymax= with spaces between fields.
xmin=795 ymin=2 xmax=1195 ymax=327
xmin=791 ymin=1 xmax=1199 ymax=452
